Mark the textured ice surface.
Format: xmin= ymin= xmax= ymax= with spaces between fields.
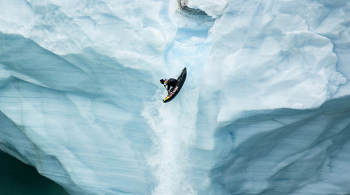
xmin=1 ymin=0 xmax=350 ymax=195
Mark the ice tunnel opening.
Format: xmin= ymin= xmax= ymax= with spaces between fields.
xmin=177 ymin=0 xmax=210 ymax=16
xmin=0 ymin=150 xmax=70 ymax=195
xmin=177 ymin=0 xmax=211 ymax=18
xmin=172 ymin=0 xmax=216 ymax=47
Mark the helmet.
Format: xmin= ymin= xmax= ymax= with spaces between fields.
xmin=160 ymin=79 xmax=165 ymax=84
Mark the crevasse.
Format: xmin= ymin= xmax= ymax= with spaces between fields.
xmin=0 ymin=0 xmax=350 ymax=195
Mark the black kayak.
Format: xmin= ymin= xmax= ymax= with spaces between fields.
xmin=163 ymin=67 xmax=187 ymax=103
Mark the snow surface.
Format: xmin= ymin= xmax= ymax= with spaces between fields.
xmin=1 ymin=0 xmax=350 ymax=194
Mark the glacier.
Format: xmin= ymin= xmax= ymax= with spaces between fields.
xmin=0 ymin=0 xmax=350 ymax=194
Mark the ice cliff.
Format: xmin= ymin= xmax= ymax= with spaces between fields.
xmin=0 ymin=0 xmax=350 ymax=194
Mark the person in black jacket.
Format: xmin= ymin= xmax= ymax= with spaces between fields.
xmin=160 ymin=78 xmax=178 ymax=93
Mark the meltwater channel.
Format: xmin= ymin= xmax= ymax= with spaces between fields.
xmin=142 ymin=9 xmax=214 ymax=194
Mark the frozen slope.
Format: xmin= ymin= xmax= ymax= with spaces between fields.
xmin=196 ymin=0 xmax=350 ymax=194
xmin=1 ymin=0 xmax=350 ymax=195
xmin=0 ymin=33 xmax=157 ymax=195
xmin=204 ymin=96 xmax=350 ymax=195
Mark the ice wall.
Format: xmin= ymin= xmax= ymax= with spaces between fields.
xmin=0 ymin=0 xmax=167 ymax=194
xmin=0 ymin=33 xmax=157 ymax=194
xmin=195 ymin=0 xmax=350 ymax=194
xmin=1 ymin=0 xmax=350 ymax=195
